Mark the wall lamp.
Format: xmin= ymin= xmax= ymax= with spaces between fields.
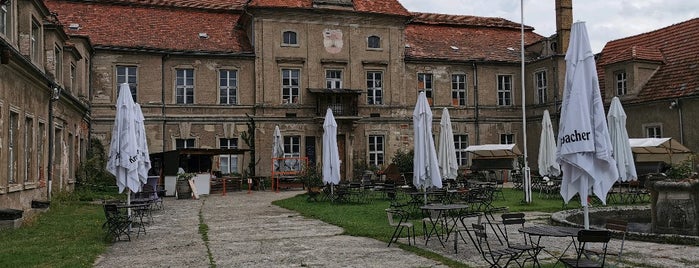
xmin=51 ymin=86 xmax=62 ymax=101
xmin=669 ymin=100 xmax=678 ymax=110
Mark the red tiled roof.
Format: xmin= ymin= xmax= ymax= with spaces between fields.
xmin=601 ymin=45 xmax=665 ymax=65
xmin=45 ymin=0 xmax=252 ymax=54
xmin=597 ymin=18 xmax=699 ymax=103
xmin=411 ymin=12 xmax=534 ymax=31
xmin=67 ymin=0 xmax=247 ymax=10
xmin=248 ymin=0 xmax=410 ymax=17
xmin=405 ymin=22 xmax=542 ymax=62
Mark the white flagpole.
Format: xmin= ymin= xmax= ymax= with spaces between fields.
xmin=521 ymin=0 xmax=532 ymax=203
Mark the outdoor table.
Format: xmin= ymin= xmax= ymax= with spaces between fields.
xmin=117 ymin=203 xmax=150 ymax=236
xmin=420 ymin=203 xmax=471 ymax=251
xmin=519 ymin=225 xmax=582 ymax=266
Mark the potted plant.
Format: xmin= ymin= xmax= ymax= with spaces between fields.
xmin=176 ymin=172 xmax=195 ymax=199
xmin=300 ymin=164 xmax=323 ymax=200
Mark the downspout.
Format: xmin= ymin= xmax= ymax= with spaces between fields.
xmin=676 ymin=98 xmax=684 ymax=145
xmin=162 ymin=54 xmax=168 ymax=152
xmin=472 ymin=61 xmax=480 ymax=144
xmin=47 ymin=86 xmax=61 ymax=200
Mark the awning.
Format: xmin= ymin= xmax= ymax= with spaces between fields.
xmin=628 ymin=138 xmax=691 ymax=155
xmin=465 ymin=144 xmax=522 ymax=158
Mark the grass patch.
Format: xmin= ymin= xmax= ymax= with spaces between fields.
xmin=273 ymin=188 xmax=594 ymax=267
xmin=198 ymin=200 xmax=216 ymax=268
xmin=0 ymin=201 xmax=108 ymax=267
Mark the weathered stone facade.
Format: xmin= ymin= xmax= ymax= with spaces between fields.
xmin=0 ymin=0 xmax=90 ymax=214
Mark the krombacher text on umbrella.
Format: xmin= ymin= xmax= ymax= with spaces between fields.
xmin=559 ymin=130 xmax=591 ymax=146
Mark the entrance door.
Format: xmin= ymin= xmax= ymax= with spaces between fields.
xmin=337 ymin=134 xmax=345 ymax=180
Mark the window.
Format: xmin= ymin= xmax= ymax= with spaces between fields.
xmin=25 ymin=117 xmax=33 ymax=182
xmin=0 ymin=1 xmax=8 ymax=36
xmin=645 ymin=125 xmax=662 ymax=138
xmin=176 ymin=68 xmax=194 ymax=104
xmin=326 ymin=70 xmax=342 ymax=89
xmin=368 ymin=135 xmax=384 ymax=167
xmin=8 ymin=111 xmax=18 ymax=184
xmin=452 ymin=74 xmax=466 ymax=106
xmin=497 ymin=75 xmax=513 ymax=106
xmin=535 ymin=70 xmax=547 ymax=104
xmin=615 ymin=71 xmax=627 ymax=96
xmin=367 ymin=35 xmax=380 ymax=49
xmin=70 ymin=63 xmax=76 ymax=90
xmin=281 ymin=69 xmax=300 ymax=104
xmin=219 ymin=138 xmax=239 ymax=174
xmin=500 ymin=133 xmax=514 ymax=144
xmin=454 ymin=134 xmax=469 ymax=166
xmin=54 ymin=46 xmax=62 ymax=81
xmin=116 ymin=66 xmax=138 ymax=101
xmin=282 ymin=31 xmax=297 ymax=45
xmin=367 ymin=71 xmax=383 ymax=105
xmin=418 ymin=73 xmax=433 ymax=101
xmin=38 ymin=122 xmax=45 ymax=181
xmin=31 ymin=19 xmax=40 ymax=62
xmin=175 ymin=138 xmax=195 ymax=149
xmin=219 ymin=69 xmax=238 ymax=105
xmin=283 ymin=136 xmax=301 ymax=171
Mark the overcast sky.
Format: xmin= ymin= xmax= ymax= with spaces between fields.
xmin=398 ymin=0 xmax=699 ymax=53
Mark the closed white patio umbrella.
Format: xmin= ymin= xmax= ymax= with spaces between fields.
xmin=607 ymin=97 xmax=637 ymax=182
xmin=557 ymin=22 xmax=618 ymax=229
xmin=322 ymin=108 xmax=341 ymax=189
xmin=413 ymin=92 xmax=442 ymax=205
xmin=438 ymin=108 xmax=459 ymax=181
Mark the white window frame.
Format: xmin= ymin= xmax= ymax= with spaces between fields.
xmin=418 ymin=73 xmax=433 ymax=101
xmin=326 ymin=70 xmax=342 ymax=89
xmin=117 ymin=65 xmax=138 ymax=101
xmin=8 ymin=111 xmax=18 ymax=184
xmin=219 ymin=69 xmax=238 ymax=105
xmin=368 ymin=135 xmax=385 ymax=168
xmin=367 ymin=35 xmax=380 ymax=49
xmin=497 ymin=75 xmax=513 ymax=106
xmin=454 ymin=134 xmax=469 ymax=166
xmin=38 ymin=121 xmax=45 ymax=182
xmin=176 ymin=68 xmax=195 ymax=104
xmin=0 ymin=1 xmax=9 ymax=36
xmin=54 ymin=46 xmax=62 ymax=81
xmin=281 ymin=68 xmax=300 ymax=104
xmin=535 ymin=70 xmax=547 ymax=104
xmin=25 ymin=116 xmax=33 ymax=182
xmin=30 ymin=19 xmax=40 ymax=63
xmin=367 ymin=71 xmax=383 ymax=105
xmin=644 ymin=124 xmax=662 ymax=138
xmin=283 ymin=135 xmax=301 ymax=171
xmin=175 ymin=138 xmax=195 ymax=149
xmin=219 ymin=138 xmax=239 ymax=174
xmin=615 ymin=71 xmax=627 ymax=96
xmin=452 ymin=74 xmax=466 ymax=106
xmin=282 ymin=31 xmax=298 ymax=46
xmin=500 ymin=133 xmax=514 ymax=144
xmin=70 ymin=63 xmax=76 ymax=90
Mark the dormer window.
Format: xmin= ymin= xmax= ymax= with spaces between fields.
xmin=282 ymin=31 xmax=298 ymax=46
xmin=615 ymin=71 xmax=627 ymax=96
xmin=367 ymin=35 xmax=381 ymax=49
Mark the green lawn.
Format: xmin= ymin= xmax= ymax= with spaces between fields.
xmin=0 ymin=201 xmax=107 ymax=268
xmin=273 ymin=188 xmax=588 ymax=268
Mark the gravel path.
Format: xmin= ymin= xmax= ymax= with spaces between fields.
xmin=94 ymin=191 xmax=699 ymax=267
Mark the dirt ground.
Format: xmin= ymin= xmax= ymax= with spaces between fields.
xmin=94 ymin=191 xmax=699 ymax=267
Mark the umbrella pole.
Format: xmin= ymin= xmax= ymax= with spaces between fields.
xmin=523 ymin=167 xmax=532 ymax=203
xmin=583 ymin=205 xmax=590 ymax=230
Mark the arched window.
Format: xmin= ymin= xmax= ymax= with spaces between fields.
xmin=282 ymin=31 xmax=297 ymax=45
xmin=367 ymin=35 xmax=381 ymax=49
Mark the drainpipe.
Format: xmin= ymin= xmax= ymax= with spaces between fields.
xmin=674 ymin=98 xmax=684 ymax=145
xmin=472 ymin=61 xmax=480 ymax=144
xmin=47 ymin=86 xmax=62 ymax=200
xmin=162 ymin=54 xmax=168 ymax=152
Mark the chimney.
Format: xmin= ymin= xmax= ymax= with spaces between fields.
xmin=555 ymin=0 xmax=573 ymax=54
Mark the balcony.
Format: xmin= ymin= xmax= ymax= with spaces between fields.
xmin=307 ymin=88 xmax=362 ymax=118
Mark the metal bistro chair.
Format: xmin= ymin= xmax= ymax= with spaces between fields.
xmin=500 ymin=213 xmax=544 ymax=267
xmin=560 ymin=230 xmax=612 ymax=268
xmin=102 ymin=203 xmax=132 ymax=242
xmin=472 ymin=223 xmax=524 ymax=268
xmin=385 ymin=208 xmax=416 ymax=247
